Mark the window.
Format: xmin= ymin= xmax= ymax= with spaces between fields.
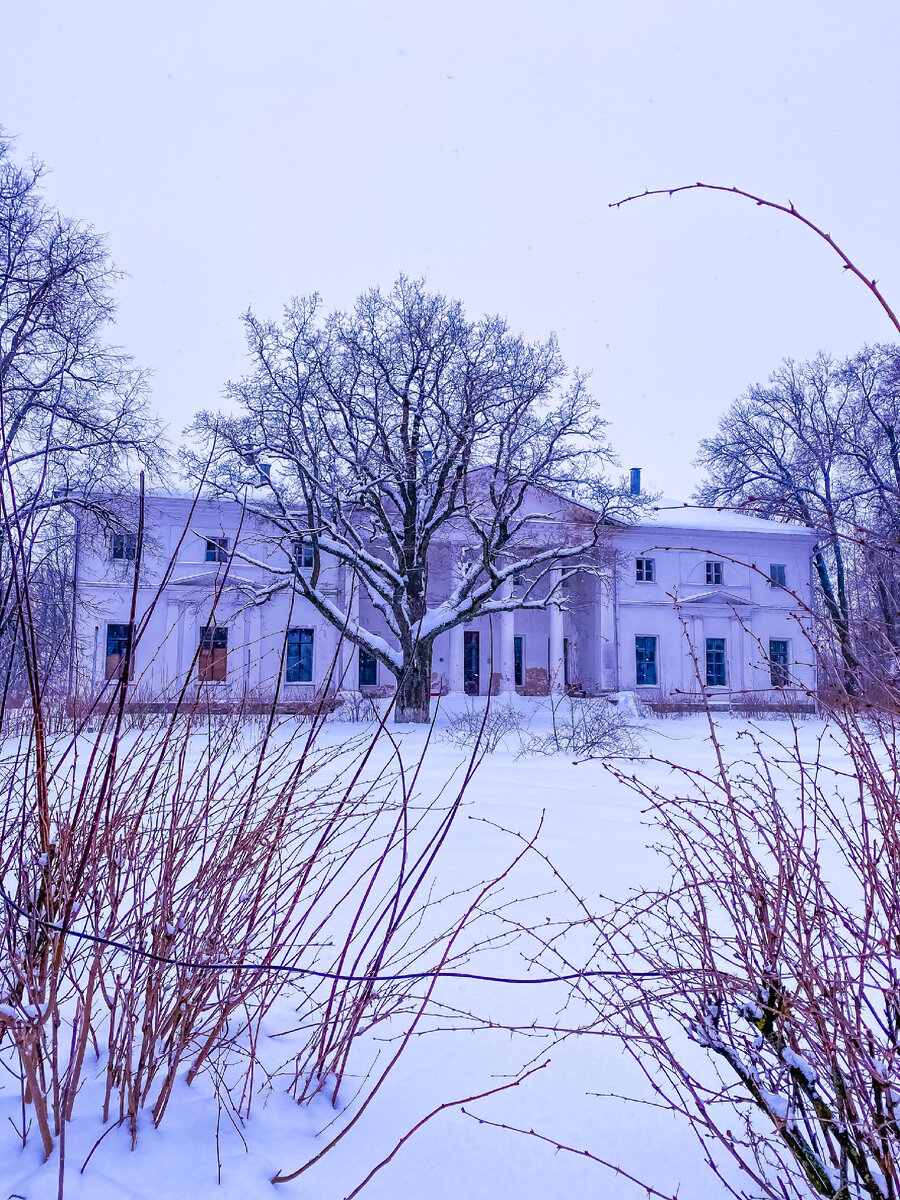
xmin=111 ymin=533 xmax=137 ymax=561
xmin=635 ymin=557 xmax=655 ymax=583
xmin=769 ymin=563 xmax=787 ymax=588
xmin=705 ymin=638 xmax=727 ymax=687
xmin=635 ymin=636 xmax=658 ymax=686
xmin=769 ymin=639 xmax=790 ymax=687
xmin=105 ymin=623 xmax=133 ymax=681
xmin=563 ymin=637 xmax=571 ymax=687
xmin=358 ymin=648 xmax=377 ymax=686
xmin=513 ymin=636 xmax=523 ymax=687
xmin=286 ymin=628 xmax=314 ymax=683
xmin=512 ymin=569 xmax=524 ymax=587
xmin=205 ymin=537 xmax=229 ymax=563
xmin=292 ymin=539 xmax=315 ymax=570
xmin=705 ymin=561 xmax=724 ymax=586
xmin=198 ymin=625 xmax=228 ymax=682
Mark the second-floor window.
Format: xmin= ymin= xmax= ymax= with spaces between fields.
xmin=205 ymin=537 xmax=229 ymax=563
xmin=705 ymin=561 xmax=723 ymax=586
xmin=111 ymin=533 xmax=137 ymax=561
xmin=635 ymin=557 xmax=655 ymax=582
xmin=292 ymin=539 xmax=316 ymax=570
xmin=769 ymin=563 xmax=787 ymax=588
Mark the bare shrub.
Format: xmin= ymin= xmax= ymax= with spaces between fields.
xmin=522 ymin=695 xmax=641 ymax=757
xmin=441 ymin=699 xmax=530 ymax=753
xmin=563 ymin=707 xmax=900 ymax=1199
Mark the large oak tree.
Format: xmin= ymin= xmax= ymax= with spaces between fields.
xmin=190 ymin=277 xmax=620 ymax=721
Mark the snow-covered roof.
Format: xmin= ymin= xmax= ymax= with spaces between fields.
xmin=632 ymin=501 xmax=816 ymax=538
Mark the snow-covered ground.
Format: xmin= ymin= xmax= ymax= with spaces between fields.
xmin=1 ymin=701 xmax=840 ymax=1199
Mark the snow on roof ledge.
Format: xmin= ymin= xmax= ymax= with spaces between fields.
xmin=634 ymin=501 xmax=817 ymax=537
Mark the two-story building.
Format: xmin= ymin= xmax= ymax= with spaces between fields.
xmin=71 ymin=488 xmax=818 ymax=709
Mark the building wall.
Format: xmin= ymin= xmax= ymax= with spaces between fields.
xmin=73 ymin=496 xmax=818 ymax=705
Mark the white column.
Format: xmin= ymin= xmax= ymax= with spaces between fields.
xmin=499 ymin=580 xmax=515 ymax=695
xmin=597 ymin=571 xmax=617 ymax=691
xmin=449 ymin=623 xmax=464 ymax=693
xmin=549 ymin=570 xmax=565 ymax=694
xmin=338 ymin=566 xmax=361 ymax=692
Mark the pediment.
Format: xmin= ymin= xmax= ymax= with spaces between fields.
xmin=169 ymin=571 xmax=258 ymax=590
xmin=680 ymin=588 xmax=754 ymax=606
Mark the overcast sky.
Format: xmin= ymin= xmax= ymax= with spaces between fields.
xmin=2 ymin=1 xmax=898 ymax=498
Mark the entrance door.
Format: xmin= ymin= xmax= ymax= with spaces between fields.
xmin=463 ymin=631 xmax=480 ymax=695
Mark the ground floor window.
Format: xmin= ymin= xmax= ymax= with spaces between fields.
xmin=513 ymin=635 xmax=523 ymax=686
xmin=358 ymin=647 xmax=377 ymax=686
xmin=769 ymin=638 xmax=790 ymax=687
xmin=199 ymin=625 xmax=228 ymax=682
xmin=105 ymin=623 xmax=133 ymax=680
xmin=286 ymin=628 xmax=314 ymax=683
xmin=705 ymin=637 xmax=727 ymax=687
xmin=635 ymin=635 xmax=658 ymax=686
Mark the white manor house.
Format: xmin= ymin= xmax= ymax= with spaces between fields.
xmin=72 ymin=482 xmax=819 ymax=709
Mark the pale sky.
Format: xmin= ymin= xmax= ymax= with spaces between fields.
xmin=2 ymin=1 xmax=898 ymax=498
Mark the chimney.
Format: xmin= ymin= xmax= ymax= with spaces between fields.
xmin=630 ymin=467 xmax=641 ymax=496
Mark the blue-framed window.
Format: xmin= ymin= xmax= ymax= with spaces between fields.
xmin=705 ymin=638 xmax=727 ymax=687
xmin=635 ymin=636 xmax=658 ymax=686
xmin=292 ymin=539 xmax=316 ymax=570
xmin=205 ymin=537 xmax=229 ymax=563
xmin=358 ymin=648 xmax=377 ymax=686
xmin=705 ymin=561 xmax=723 ymax=586
xmin=513 ymin=636 xmax=524 ymax=686
xmin=111 ymin=533 xmax=137 ymax=561
xmin=769 ymin=563 xmax=787 ymax=588
xmin=286 ymin=628 xmax=314 ymax=683
xmin=635 ymin=558 xmax=655 ymax=582
xmin=769 ymin=639 xmax=790 ymax=687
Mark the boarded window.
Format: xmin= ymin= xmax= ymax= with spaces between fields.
xmin=286 ymin=628 xmax=314 ymax=683
xmin=205 ymin=537 xmax=229 ymax=563
xmin=358 ymin=648 xmax=377 ymax=686
xmin=769 ymin=639 xmax=790 ymax=687
xmin=198 ymin=625 xmax=228 ymax=682
xmin=111 ymin=533 xmax=137 ymax=561
xmin=105 ymin=623 xmax=134 ymax=681
xmin=705 ymin=561 xmax=723 ymax=586
xmin=705 ymin=638 xmax=727 ymax=687
xmin=635 ymin=636 xmax=658 ymax=686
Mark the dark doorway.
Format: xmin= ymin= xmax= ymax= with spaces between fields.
xmin=464 ymin=630 xmax=480 ymax=695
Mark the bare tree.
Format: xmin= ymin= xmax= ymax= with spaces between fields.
xmin=188 ymin=276 xmax=621 ymax=722
xmin=0 ymin=133 xmax=164 ymax=692
xmin=695 ymin=353 xmax=862 ymax=691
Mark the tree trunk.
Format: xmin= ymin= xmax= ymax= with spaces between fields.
xmin=395 ymin=640 xmax=433 ymax=723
